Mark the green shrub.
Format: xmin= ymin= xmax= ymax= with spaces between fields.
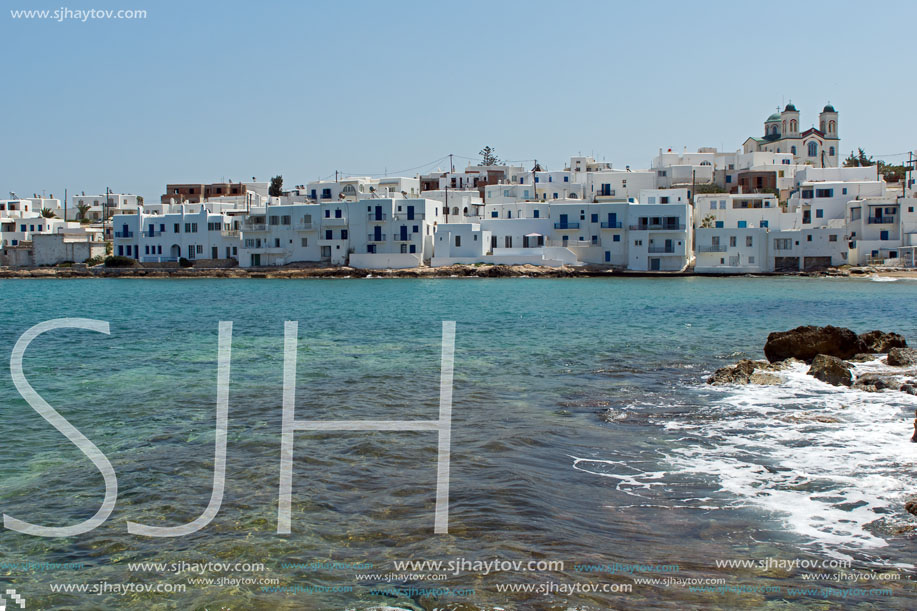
xmin=104 ymin=255 xmax=136 ymax=268
xmin=85 ymin=256 xmax=105 ymax=266
xmin=179 ymin=257 xmax=193 ymax=268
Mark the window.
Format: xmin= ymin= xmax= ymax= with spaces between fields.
xmin=282 ymin=215 xmax=291 ymax=225
xmin=829 ymin=235 xmax=837 ymax=242
xmin=634 ymin=240 xmax=642 ymax=246
xmin=802 ymin=189 xmax=814 ymax=199
xmin=301 ymin=238 xmax=308 ymax=247
xmin=270 ymin=215 xmax=279 ymax=225
xmin=816 ymin=209 xmax=824 ymax=218
xmin=591 ymin=235 xmax=598 ymax=244
xmin=881 ymin=230 xmax=890 ymax=241
xmin=791 ymin=146 xmax=797 ymax=155
xmin=760 ymin=220 xmax=769 ymax=228
xmin=324 ymin=210 xmax=330 ymax=218
xmin=455 ymin=236 xmax=461 ymax=247
xmin=746 ymin=236 xmax=753 ymax=247
xmin=842 ymin=188 xmax=847 ymax=195
xmin=504 ymin=236 xmax=512 ymax=248
xmin=564 ymin=176 xmax=569 ymax=182
xmin=807 ymin=235 xmax=812 ymax=242
xmin=749 ymin=256 xmax=755 ymax=264
xmin=400 ymin=244 xmax=408 ymax=254
xmin=829 ymin=147 xmax=835 ymax=156
xmin=737 ymin=221 xmax=747 ymax=228
xmin=341 ymin=229 xmax=348 ymax=239
xmin=726 ymin=175 xmax=732 ymax=183
xmin=815 ymin=189 xmax=833 ymax=198
xmin=409 ymin=245 xmax=416 ymax=253
xmin=334 ymin=209 xmax=342 ymax=218
xmin=613 ymin=235 xmax=621 ymax=242
xmin=729 ymin=236 xmax=736 ymax=247
xmin=533 ymin=209 xmax=539 ymax=218
xmin=710 ymin=202 xmax=716 ymax=210
xmin=491 ymin=211 xmax=498 ymax=218
xmin=719 ymin=201 xmax=726 ymax=210
xmin=808 ymin=142 xmax=818 ymax=157
xmin=591 ymin=213 xmax=598 ymax=223
xmin=325 ymin=230 xmax=332 ymax=239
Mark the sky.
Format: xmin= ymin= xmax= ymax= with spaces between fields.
xmin=1 ymin=0 xmax=915 ymax=201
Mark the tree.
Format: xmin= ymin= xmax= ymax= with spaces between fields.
xmin=40 ymin=208 xmax=57 ymax=218
xmin=843 ymin=148 xmax=906 ymax=182
xmin=479 ymin=146 xmax=501 ymax=166
xmin=700 ymin=214 xmax=717 ymax=229
xmin=76 ymin=202 xmax=90 ymax=220
xmin=843 ymin=147 xmax=874 ymax=167
xmin=137 ymin=195 xmax=144 ymax=206
xmin=269 ymin=175 xmax=284 ymax=197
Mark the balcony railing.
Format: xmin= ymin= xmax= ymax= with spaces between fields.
xmin=647 ymin=246 xmax=677 ymax=254
xmin=629 ymin=223 xmax=686 ymax=231
xmin=368 ymin=213 xmax=388 ymax=221
xmin=600 ymin=221 xmax=622 ymax=229
xmin=367 ymin=234 xmax=387 ymax=242
xmin=243 ymin=223 xmax=267 ymax=231
xmin=395 ymin=212 xmax=425 ymax=220
xmin=696 ymin=244 xmax=727 ymax=253
xmin=868 ymin=216 xmax=896 ymax=224
xmin=294 ymin=223 xmax=314 ymax=231
xmin=322 ymin=216 xmax=347 ymax=224
xmin=554 ymin=222 xmax=580 ymax=229
xmin=221 ymin=229 xmax=240 ymax=238
xmin=393 ymin=234 xmax=413 ymax=242
xmin=114 ymin=231 xmax=134 ymax=238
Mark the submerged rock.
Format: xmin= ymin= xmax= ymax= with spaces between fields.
xmin=807 ymin=354 xmax=852 ymax=386
xmin=887 ymin=347 xmax=917 ymax=367
xmin=853 ymin=373 xmax=900 ymax=392
xmin=764 ymin=326 xmax=866 ymax=363
xmin=707 ymin=359 xmax=790 ymax=385
xmin=859 ymin=330 xmax=907 ymax=353
xmin=906 ymin=499 xmax=917 ymax=516
xmin=849 ymin=353 xmax=880 ymax=363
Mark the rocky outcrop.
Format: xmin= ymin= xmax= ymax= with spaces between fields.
xmin=887 ymin=347 xmax=917 ymax=367
xmin=853 ymin=373 xmax=899 ymax=392
xmin=859 ymin=330 xmax=907 ymax=353
xmin=906 ymin=499 xmax=917 ymax=516
xmin=764 ymin=326 xmax=866 ymax=363
xmin=707 ymin=359 xmax=795 ymax=385
xmin=807 ymin=354 xmax=852 ymax=386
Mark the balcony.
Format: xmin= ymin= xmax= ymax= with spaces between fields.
xmin=868 ymin=216 xmax=896 ymax=224
xmin=367 ymin=234 xmax=387 ymax=242
xmin=394 ymin=212 xmax=425 ymax=221
xmin=294 ymin=222 xmax=314 ymax=231
xmin=141 ymin=230 xmax=158 ymax=238
xmin=114 ymin=231 xmax=134 ymax=238
xmin=600 ymin=221 xmax=623 ymax=229
xmin=322 ymin=216 xmax=347 ymax=225
xmin=243 ymin=223 xmax=268 ymax=232
xmin=554 ymin=222 xmax=580 ymax=230
xmin=696 ymin=244 xmax=727 ymax=253
xmin=647 ymin=246 xmax=677 ymax=254
xmin=393 ymin=234 xmax=413 ymax=242
xmin=629 ymin=223 xmax=686 ymax=231
xmin=221 ymin=229 xmax=240 ymax=238
xmin=368 ymin=213 xmax=388 ymax=222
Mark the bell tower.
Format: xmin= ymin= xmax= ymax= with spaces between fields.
xmin=819 ymin=103 xmax=838 ymax=138
xmin=781 ymin=102 xmax=800 ymax=138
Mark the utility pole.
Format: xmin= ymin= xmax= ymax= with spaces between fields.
xmin=335 ymin=170 xmax=338 ymax=183
xmin=449 ymin=153 xmax=454 ymax=173
xmin=64 ymin=188 xmax=67 ymax=222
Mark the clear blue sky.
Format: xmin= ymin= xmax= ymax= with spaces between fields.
xmin=1 ymin=0 xmax=914 ymax=201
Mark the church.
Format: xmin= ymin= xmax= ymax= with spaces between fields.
xmin=743 ymin=102 xmax=840 ymax=167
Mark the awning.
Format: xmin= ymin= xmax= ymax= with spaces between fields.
xmin=524 ymin=233 xmax=543 ymax=237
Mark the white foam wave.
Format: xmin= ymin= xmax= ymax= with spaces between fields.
xmin=668 ymin=361 xmax=917 ymax=558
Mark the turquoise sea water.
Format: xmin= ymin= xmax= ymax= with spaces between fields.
xmin=0 ymin=277 xmax=916 ymax=609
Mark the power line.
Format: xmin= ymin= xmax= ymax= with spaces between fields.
xmin=338 ymin=155 xmax=451 ymax=178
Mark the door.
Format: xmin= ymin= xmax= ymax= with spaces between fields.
xmin=559 ymin=214 xmax=569 ymax=228
xmin=407 ymin=205 xmax=414 ymax=220
xmin=374 ymin=205 xmax=383 ymax=221
xmin=251 ymin=254 xmax=261 ymax=266
xmin=607 ymin=213 xmax=616 ymax=227
xmin=400 ymin=225 xmax=408 ymax=241
xmin=212 ymin=246 xmax=218 ymax=259
xmin=650 ymin=258 xmax=661 ymax=271
xmin=665 ymin=239 xmax=673 ymax=253
xmin=374 ymin=226 xmax=382 ymax=241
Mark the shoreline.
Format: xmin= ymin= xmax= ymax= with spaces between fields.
xmin=1 ymin=264 xmax=914 ymax=280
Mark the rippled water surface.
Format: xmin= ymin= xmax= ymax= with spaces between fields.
xmin=1 ymin=277 xmax=916 ymax=609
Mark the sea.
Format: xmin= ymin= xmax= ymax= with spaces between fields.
xmin=0 ymin=276 xmax=915 ymax=610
